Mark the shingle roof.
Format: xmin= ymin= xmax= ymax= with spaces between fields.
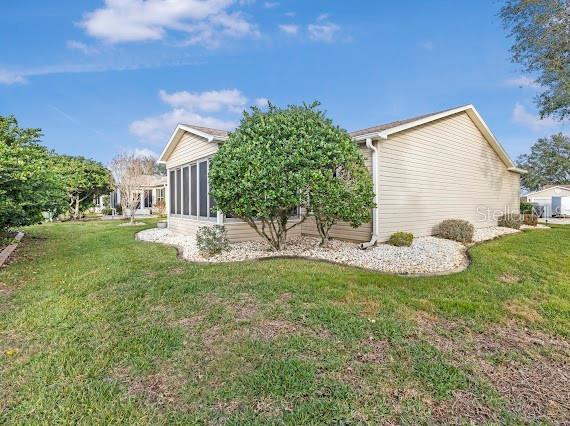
xmin=544 ymin=184 xmax=570 ymax=189
xmin=182 ymin=124 xmax=229 ymax=138
xmin=349 ymin=105 xmax=469 ymax=138
xmin=139 ymin=174 xmax=167 ymax=187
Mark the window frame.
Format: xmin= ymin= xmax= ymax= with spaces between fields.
xmin=168 ymin=156 xmax=217 ymax=222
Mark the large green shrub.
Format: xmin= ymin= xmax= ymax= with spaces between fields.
xmin=437 ymin=219 xmax=474 ymax=243
xmin=196 ymin=225 xmax=229 ymax=256
xmin=209 ymin=102 xmax=374 ymax=250
xmin=0 ymin=115 xmax=67 ymax=231
xmin=387 ymin=232 xmax=414 ymax=247
xmin=498 ymin=213 xmax=522 ymax=229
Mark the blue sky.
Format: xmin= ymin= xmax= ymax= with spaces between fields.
xmin=1 ymin=0 xmax=567 ymax=164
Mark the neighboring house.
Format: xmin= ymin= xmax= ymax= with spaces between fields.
xmin=110 ymin=174 xmax=167 ymax=216
xmin=158 ymin=105 xmax=525 ymax=243
xmin=525 ymin=185 xmax=570 ymax=217
xmin=92 ymin=195 xmax=106 ymax=213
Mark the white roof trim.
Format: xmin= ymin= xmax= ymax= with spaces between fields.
xmin=353 ymin=105 xmax=526 ymax=174
xmin=526 ymin=186 xmax=570 ymax=196
xmin=158 ymin=124 xmax=226 ymax=164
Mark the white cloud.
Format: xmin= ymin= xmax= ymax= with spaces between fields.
xmin=308 ymin=14 xmax=340 ymax=42
xmin=254 ymin=97 xmax=268 ymax=106
xmin=264 ymin=1 xmax=279 ymax=8
xmin=512 ymin=103 xmax=557 ymax=131
xmin=66 ymin=40 xmax=100 ymax=54
xmin=278 ymin=23 xmax=299 ymax=35
xmin=505 ymin=76 xmax=540 ymax=89
xmin=130 ymin=88 xmax=249 ymax=144
xmin=159 ymin=89 xmax=247 ymax=113
xmin=284 ymin=11 xmax=295 ymax=17
xmin=130 ymin=108 xmax=237 ymax=143
xmin=0 ymin=70 xmax=26 ymax=85
xmin=79 ymin=0 xmax=259 ymax=47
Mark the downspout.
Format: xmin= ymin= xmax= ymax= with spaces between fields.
xmin=360 ymin=137 xmax=379 ymax=249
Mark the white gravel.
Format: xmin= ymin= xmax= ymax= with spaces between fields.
xmin=472 ymin=226 xmax=520 ymax=242
xmin=136 ymin=225 xmax=524 ymax=275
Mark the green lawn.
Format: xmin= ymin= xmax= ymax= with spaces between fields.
xmin=1 ymin=220 xmax=569 ymax=424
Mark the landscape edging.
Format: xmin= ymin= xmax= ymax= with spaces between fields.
xmin=0 ymin=232 xmax=24 ymax=267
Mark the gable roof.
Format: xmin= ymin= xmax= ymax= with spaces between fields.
xmin=526 ymin=185 xmax=570 ymax=196
xmin=159 ymin=106 xmax=525 ymax=174
xmin=349 ymin=106 xmax=461 ymax=138
xmin=158 ymin=124 xmax=229 ymax=163
xmin=183 ymin=124 xmax=229 ymax=139
xmin=350 ymin=104 xmax=526 ymax=174
xmin=139 ymin=174 xmax=167 ymax=187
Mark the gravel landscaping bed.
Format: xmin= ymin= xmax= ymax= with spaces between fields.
xmin=472 ymin=226 xmax=520 ymax=242
xmin=137 ymin=226 xmax=524 ymax=275
xmin=521 ymin=224 xmax=550 ymax=230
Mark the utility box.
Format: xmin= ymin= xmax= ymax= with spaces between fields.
xmin=552 ymin=196 xmax=570 ymax=217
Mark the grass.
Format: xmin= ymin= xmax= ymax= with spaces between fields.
xmin=0 ymin=219 xmax=569 ymax=424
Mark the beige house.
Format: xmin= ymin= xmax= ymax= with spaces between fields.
xmin=525 ymin=185 xmax=570 ymax=217
xmin=158 ymin=105 xmax=524 ymax=243
xmin=109 ymin=175 xmax=167 ymax=216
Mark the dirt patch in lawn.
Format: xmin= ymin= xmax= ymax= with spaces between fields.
xmin=168 ymin=267 xmax=184 ymax=275
xmin=498 ymin=272 xmax=523 ymax=284
xmin=111 ymin=365 xmax=187 ymax=410
xmin=431 ymin=389 xmax=499 ymax=424
xmin=0 ymin=281 xmax=11 ymax=295
xmin=355 ymin=337 xmax=390 ymax=364
xmin=414 ymin=312 xmax=570 ymax=423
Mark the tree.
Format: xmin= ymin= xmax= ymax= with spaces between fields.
xmin=0 ymin=115 xmax=67 ymax=231
xmin=209 ymin=102 xmax=375 ymax=250
xmin=56 ymin=155 xmax=113 ymax=219
xmin=109 ymin=153 xmax=154 ymax=223
xmin=516 ymin=133 xmax=570 ymax=190
xmin=310 ymin=159 xmax=375 ymax=247
xmin=500 ymin=0 xmax=570 ymax=120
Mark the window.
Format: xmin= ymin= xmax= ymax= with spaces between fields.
xmin=143 ymin=190 xmax=153 ymax=208
xmin=169 ymin=171 xmax=175 ymax=214
xmin=190 ymin=164 xmax=197 ymax=216
xmin=182 ymin=167 xmax=190 ymax=215
xmin=176 ymin=169 xmax=182 ymax=214
xmin=168 ymin=159 xmax=216 ymax=221
xmin=156 ymin=188 xmax=165 ymax=203
xmin=199 ymin=161 xmax=208 ymax=217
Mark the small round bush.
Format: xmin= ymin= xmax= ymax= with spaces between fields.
xmin=101 ymin=207 xmax=113 ymax=215
xmin=522 ymin=213 xmax=538 ymax=226
xmin=438 ymin=219 xmax=474 ymax=243
xmin=387 ymin=232 xmax=414 ymax=247
xmin=498 ymin=213 xmax=522 ymax=229
xmin=519 ymin=202 xmax=533 ymax=214
xmin=196 ymin=225 xmax=229 ymax=256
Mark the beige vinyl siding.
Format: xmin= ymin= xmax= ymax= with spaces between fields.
xmin=225 ymin=220 xmax=302 ymax=242
xmin=300 ymin=217 xmax=372 ymax=242
xmin=376 ymin=112 xmax=520 ymax=241
xmin=168 ymin=216 xmax=208 ymax=235
xmin=300 ymin=142 xmax=374 ymax=242
xmin=165 ymin=133 xmax=218 ymax=169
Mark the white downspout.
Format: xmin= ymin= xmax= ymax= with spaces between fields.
xmin=360 ymin=137 xmax=379 ymax=249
